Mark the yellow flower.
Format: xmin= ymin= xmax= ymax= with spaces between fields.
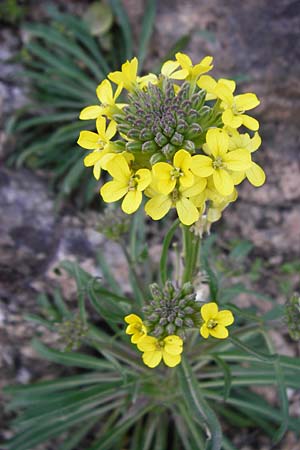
xmin=175 ymin=53 xmax=213 ymax=81
xmin=137 ymin=335 xmax=183 ymax=368
xmin=145 ymin=179 xmax=206 ymax=226
xmin=197 ymin=75 xmax=236 ymax=101
xmin=100 ymin=154 xmax=151 ymax=214
xmin=228 ymin=130 xmax=265 ymax=187
xmin=137 ymin=73 xmax=158 ymax=89
xmin=191 ymin=128 xmax=252 ymax=196
xmin=200 ymin=302 xmax=234 ymax=339
xmin=108 ymin=57 xmax=139 ymax=92
xmin=124 ymin=314 xmax=147 ymax=344
xmin=162 ymin=53 xmax=213 ymax=82
xmin=79 ymin=79 xmax=124 ymax=120
xmin=77 ymin=117 xmax=117 ymax=180
xmin=152 ymin=149 xmax=194 ymax=195
xmin=215 ymin=83 xmax=260 ymax=131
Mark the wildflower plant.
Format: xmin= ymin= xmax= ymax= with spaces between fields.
xmin=5 ymin=53 xmax=300 ymax=450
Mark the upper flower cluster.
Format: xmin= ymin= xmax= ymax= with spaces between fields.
xmin=78 ymin=53 xmax=265 ymax=226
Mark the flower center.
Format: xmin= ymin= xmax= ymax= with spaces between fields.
xmin=170 ymin=167 xmax=183 ymax=180
xmin=97 ymin=138 xmax=105 ymax=147
xmin=207 ymin=319 xmax=218 ymax=329
xmin=232 ymin=101 xmax=244 ymax=115
xmin=128 ymin=174 xmax=139 ymax=190
xmin=212 ymin=156 xmax=225 ymax=169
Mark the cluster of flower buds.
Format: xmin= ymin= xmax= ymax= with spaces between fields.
xmin=78 ymin=53 xmax=265 ymax=227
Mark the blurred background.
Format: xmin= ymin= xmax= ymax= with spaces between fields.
xmin=0 ymin=0 xmax=299 ymax=448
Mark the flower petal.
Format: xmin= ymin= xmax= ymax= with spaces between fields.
xmin=79 ymin=105 xmax=103 ymax=120
xmin=162 ymin=351 xmax=181 ymax=367
xmin=96 ymin=79 xmax=114 ymax=104
xmin=100 ymin=180 xmax=128 ymax=202
xmin=106 ymin=154 xmax=131 ymax=181
xmin=137 ymin=336 xmax=158 ymax=352
xmin=200 ymin=324 xmax=209 ymax=338
xmin=84 ymin=151 xmax=101 ymax=167
xmin=205 ymin=128 xmax=229 ymax=158
xmin=191 ymin=155 xmax=214 ymax=177
xmin=105 ymin=120 xmax=117 ymax=140
xmin=213 ymin=169 xmax=234 ymax=196
xmin=122 ymin=190 xmax=142 ymax=214
xmin=77 ymin=131 xmax=99 ymax=150
xmin=209 ymin=324 xmax=229 ymax=339
xmin=223 ymin=149 xmax=252 ymax=171
xmin=201 ymin=302 xmax=218 ymax=321
xmin=246 ymin=162 xmax=266 ymax=187
xmin=222 ymin=109 xmax=243 ymax=129
xmin=219 ymin=78 xmax=236 ymax=94
xmin=163 ymin=335 xmax=183 ymax=355
xmin=145 ymin=195 xmax=172 ymax=220
xmin=136 ymin=169 xmax=152 ymax=191
xmin=241 ymin=114 xmax=259 ymax=131
xmin=217 ymin=310 xmax=234 ymax=326
xmin=181 ymin=177 xmax=207 ymax=197
xmin=125 ymin=314 xmax=143 ymax=324
xmin=234 ymin=93 xmax=260 ymax=112
xmin=174 ymin=149 xmax=191 ymax=168
xmin=142 ymin=351 xmax=162 ymax=368
xmin=215 ymin=83 xmax=234 ymax=105
xmin=93 ymin=161 xmax=102 ymax=180
xmin=176 ymin=197 xmax=199 ymax=226
xmin=161 ymin=60 xmax=180 ymax=77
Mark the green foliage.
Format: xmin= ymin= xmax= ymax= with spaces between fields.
xmin=0 ymin=0 xmax=27 ymax=24
xmin=7 ymin=1 xmax=157 ymax=207
xmin=4 ymin=225 xmax=300 ymax=450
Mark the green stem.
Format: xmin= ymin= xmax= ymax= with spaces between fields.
xmin=181 ymin=225 xmax=201 ymax=284
xmin=119 ymin=239 xmax=146 ymax=307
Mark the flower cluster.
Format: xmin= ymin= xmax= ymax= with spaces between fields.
xmin=78 ymin=53 xmax=265 ymax=226
xmin=125 ymin=296 xmax=234 ymax=369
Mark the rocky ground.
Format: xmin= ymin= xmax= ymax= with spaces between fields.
xmin=1 ymin=0 xmax=300 ymax=449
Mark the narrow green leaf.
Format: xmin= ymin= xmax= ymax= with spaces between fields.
xmin=86 ymin=400 xmax=152 ymax=450
xmin=138 ymin=0 xmax=157 ymax=68
xmin=108 ymin=0 xmax=133 ymax=59
xmin=6 ymin=399 xmax=124 ymax=450
xmin=58 ymin=418 xmax=99 ymax=450
xmin=179 ymin=357 xmax=223 ymax=450
xmin=160 ymin=219 xmax=179 ymax=284
xmin=229 ymin=336 xmax=277 ymax=363
xmin=96 ymin=250 xmax=123 ymax=295
xmin=31 ymin=339 xmax=113 ymax=370
xmin=212 ymin=355 xmax=232 ymax=400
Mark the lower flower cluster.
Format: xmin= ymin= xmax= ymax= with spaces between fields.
xmin=125 ymin=300 xmax=234 ymax=369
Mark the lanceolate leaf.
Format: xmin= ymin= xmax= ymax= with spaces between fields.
xmin=179 ymin=357 xmax=223 ymax=450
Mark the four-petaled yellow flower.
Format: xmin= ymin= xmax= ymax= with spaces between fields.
xmin=145 ymin=178 xmax=206 ymax=226
xmin=79 ymin=79 xmax=124 ymax=121
xmin=124 ymin=314 xmax=147 ymax=343
xmin=137 ymin=335 xmax=183 ymax=368
xmin=77 ymin=116 xmax=117 ymax=180
xmin=215 ymin=83 xmax=260 ymax=131
xmin=101 ymin=154 xmax=152 ymax=214
xmin=108 ymin=57 xmax=139 ymax=92
xmin=197 ymin=74 xmax=236 ymax=101
xmin=162 ymin=53 xmax=213 ymax=82
xmin=227 ymin=129 xmax=266 ymax=187
xmin=191 ymin=128 xmax=252 ymax=196
xmin=200 ymin=302 xmax=234 ymax=339
xmin=152 ymin=149 xmax=194 ymax=194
